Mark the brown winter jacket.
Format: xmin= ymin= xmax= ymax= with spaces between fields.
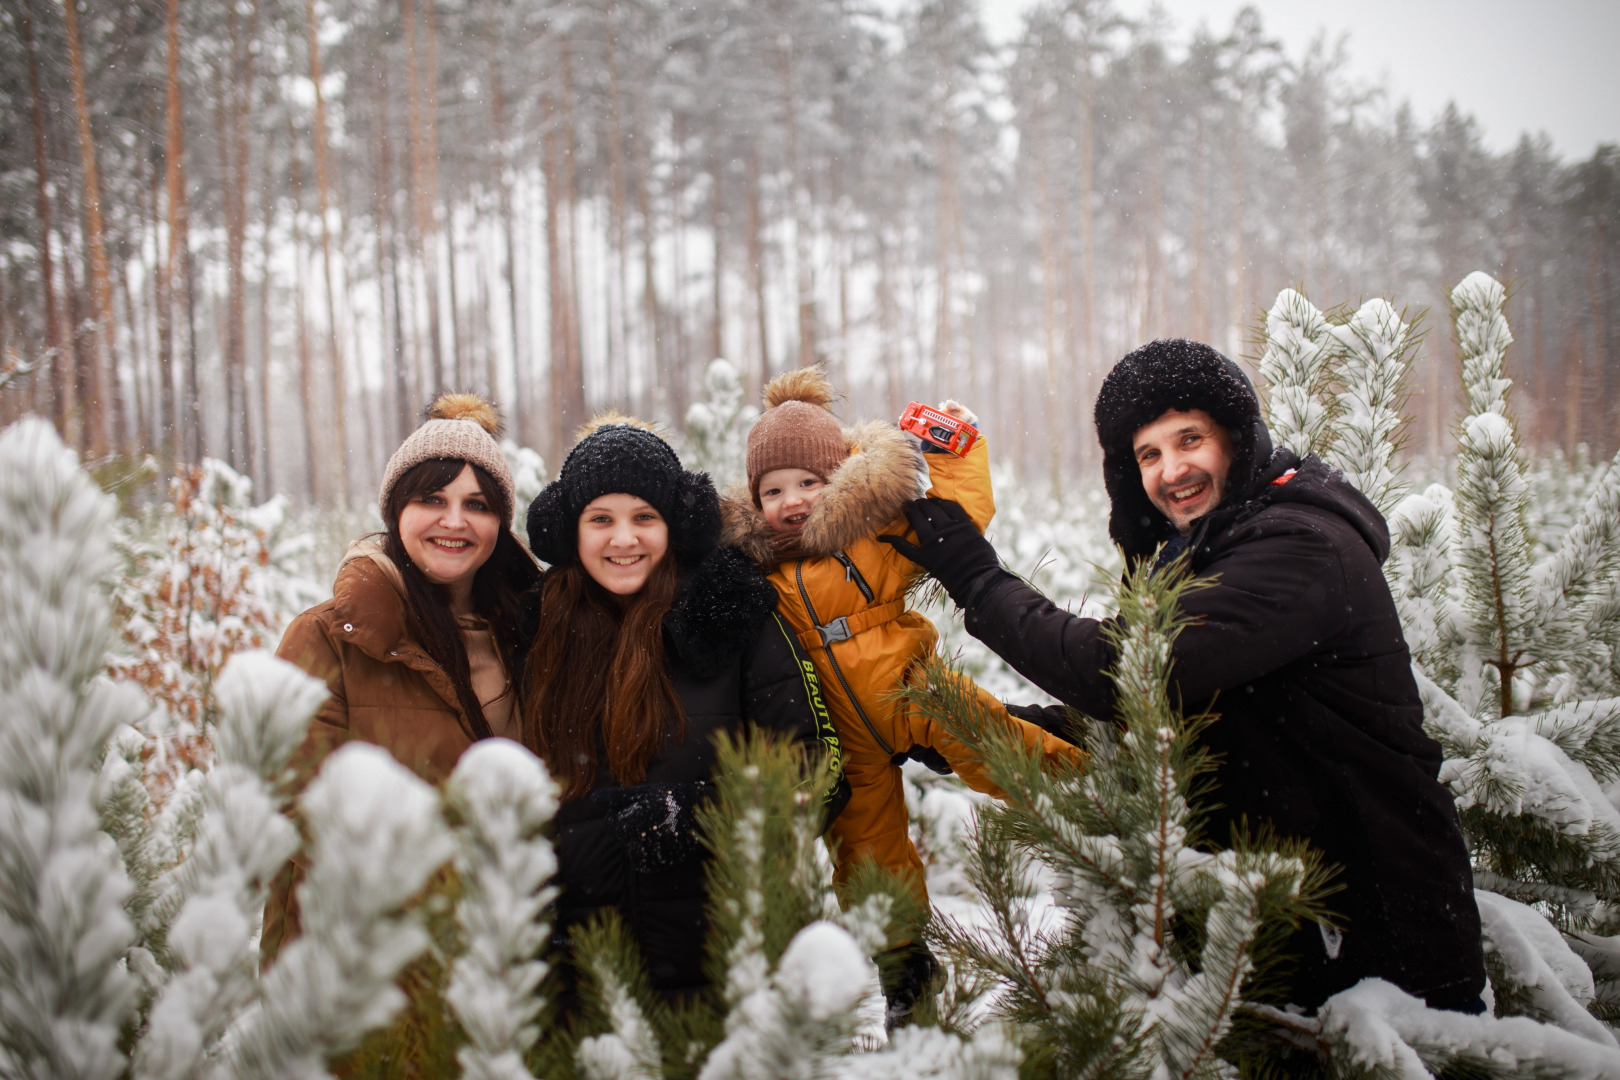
xmin=721 ymin=424 xmax=1082 ymax=907
xmin=260 ymin=544 xmax=502 ymax=966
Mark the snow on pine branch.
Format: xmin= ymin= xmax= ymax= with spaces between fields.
xmin=1259 ymin=287 xmax=1337 ymax=458
xmin=224 ymin=743 xmax=454 ymax=1080
xmin=444 ymin=740 xmax=560 ymax=1080
xmin=110 ymin=458 xmax=321 ymax=803
xmin=1258 ymin=289 xmax=1414 ymax=514
xmin=1386 ymin=484 xmax=1466 ymax=689
xmin=1324 ymin=298 xmax=1414 ymax=515
xmin=0 ymin=417 xmax=141 ymax=1080
xmin=1310 ymin=978 xmax=1620 ymax=1078
xmin=1474 ymin=890 xmax=1619 ymax=1051
xmin=699 ymin=922 xmax=874 ymax=1080
xmin=1531 ymin=449 xmax=1620 ymax=674
xmin=132 ymin=651 xmax=325 ymax=1080
xmin=1452 ymin=271 xmax=1515 ymax=419
xmin=914 ymin=562 xmax=1311 ymax=1077
xmin=683 ymin=359 xmax=758 ymax=484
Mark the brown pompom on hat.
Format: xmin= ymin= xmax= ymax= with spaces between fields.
xmin=745 ymin=367 xmax=848 ymax=503
xmin=379 ymin=393 xmax=515 ymax=523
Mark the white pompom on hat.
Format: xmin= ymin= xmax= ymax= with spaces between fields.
xmin=378 ymin=393 xmax=515 ymax=524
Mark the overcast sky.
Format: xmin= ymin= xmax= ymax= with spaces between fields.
xmin=977 ymin=0 xmax=1619 ymax=161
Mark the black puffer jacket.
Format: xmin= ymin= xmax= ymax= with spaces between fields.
xmin=548 ymin=545 xmax=845 ymax=998
xmin=967 ymin=452 xmax=1485 ymax=1010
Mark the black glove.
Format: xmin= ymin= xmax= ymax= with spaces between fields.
xmin=880 ymin=941 xmax=941 ymax=1031
xmin=594 ymin=781 xmax=709 ymax=874
xmin=879 ymin=498 xmax=1004 ymax=607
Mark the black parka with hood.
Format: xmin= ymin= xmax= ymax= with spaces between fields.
xmin=959 ymin=341 xmax=1485 ymax=1010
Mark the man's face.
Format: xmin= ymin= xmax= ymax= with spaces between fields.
xmin=1132 ymin=409 xmax=1235 ymax=535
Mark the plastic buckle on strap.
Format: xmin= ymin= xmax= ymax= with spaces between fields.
xmin=818 ymin=616 xmax=852 ymax=647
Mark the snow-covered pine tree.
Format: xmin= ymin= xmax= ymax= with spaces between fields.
xmin=683 ymin=360 xmax=758 ymax=483
xmin=1258 ymin=287 xmax=1338 ymax=461
xmin=552 ymin=729 xmax=1017 ymax=1079
xmin=110 ymin=458 xmax=322 ymax=803
xmin=225 ymin=742 xmax=457 ymax=1079
xmin=908 ymin=559 xmax=1324 ymax=1078
xmin=1255 ymin=274 xmax=1620 ymax=1053
xmin=1257 ymin=288 xmax=1418 ymax=516
xmin=131 ymin=651 xmax=327 ymax=1080
xmin=444 ymin=740 xmax=561 ymax=1080
xmin=0 ymin=417 xmax=143 ymax=1080
xmin=502 ymin=440 xmax=548 ymax=517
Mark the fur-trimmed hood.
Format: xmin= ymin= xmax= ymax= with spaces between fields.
xmin=721 ymin=420 xmax=924 ymax=568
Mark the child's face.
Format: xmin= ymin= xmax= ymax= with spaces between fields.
xmin=758 ymin=468 xmax=828 ymax=533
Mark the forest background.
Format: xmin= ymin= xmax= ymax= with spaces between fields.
xmin=0 ymin=0 xmax=1615 ymax=503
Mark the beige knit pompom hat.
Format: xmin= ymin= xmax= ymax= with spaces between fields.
xmin=379 ymin=393 xmax=516 ymax=523
xmin=745 ymin=367 xmax=848 ymax=503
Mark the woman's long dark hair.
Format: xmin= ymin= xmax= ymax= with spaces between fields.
xmin=522 ymin=554 xmax=685 ymax=801
xmin=382 ymin=458 xmax=540 ymax=739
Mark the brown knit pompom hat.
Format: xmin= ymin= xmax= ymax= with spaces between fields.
xmin=379 ymin=393 xmax=515 ymax=524
xmin=746 ymin=368 xmax=848 ymax=503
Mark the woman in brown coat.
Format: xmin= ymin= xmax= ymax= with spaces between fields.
xmin=261 ymin=394 xmax=540 ymax=964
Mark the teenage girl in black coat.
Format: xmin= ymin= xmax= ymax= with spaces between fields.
xmin=521 ymin=417 xmax=845 ymax=998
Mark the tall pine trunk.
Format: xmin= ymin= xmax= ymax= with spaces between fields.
xmin=289 ymin=119 xmax=321 ymax=501
xmin=162 ymin=0 xmax=194 ymax=462
xmin=257 ymin=124 xmax=276 ymax=494
xmin=542 ymin=41 xmax=585 ymax=462
xmin=402 ymin=0 xmax=443 ymax=392
xmin=421 ymin=0 xmax=453 ymax=385
xmin=605 ymin=0 xmax=631 ymax=405
xmin=20 ymin=0 xmax=73 ymax=443
xmin=61 ymin=0 xmax=115 ymax=457
xmin=492 ymin=71 xmax=525 ymax=441
xmin=747 ymin=146 xmax=769 ymax=388
xmin=305 ymin=0 xmax=348 ymax=501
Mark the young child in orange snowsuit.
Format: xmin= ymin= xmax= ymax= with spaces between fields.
xmin=721 ymin=369 xmax=1080 ymax=1013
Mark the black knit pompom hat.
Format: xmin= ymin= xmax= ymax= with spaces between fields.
xmin=525 ymin=416 xmax=721 ymax=569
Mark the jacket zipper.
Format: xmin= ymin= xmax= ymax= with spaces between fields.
xmin=832 ymin=551 xmax=875 ymax=602
xmin=796 ymin=559 xmax=894 ymax=756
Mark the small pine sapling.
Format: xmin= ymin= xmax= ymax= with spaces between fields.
xmin=554 ymin=730 xmax=920 ymax=1079
xmin=110 ymin=459 xmax=312 ymax=803
xmin=1258 ymin=287 xmax=1418 ymax=516
xmin=1258 ymin=287 xmax=1339 ymax=458
xmin=0 ymin=418 xmax=142 ymax=1080
xmin=906 ymin=559 xmax=1325 ymax=1079
xmin=131 ymin=651 xmax=327 ymax=1080
xmin=1450 ymin=272 xmax=1538 ymax=720
xmin=500 ymin=440 xmax=548 ymax=515
xmin=443 ymin=739 xmax=561 ymax=1080
xmin=683 ymin=360 xmax=759 ymax=484
xmin=1258 ymin=274 xmax=1620 ymax=1048
xmin=223 ymin=743 xmax=456 ymax=1079
xmin=1323 ymin=297 xmax=1418 ymax=516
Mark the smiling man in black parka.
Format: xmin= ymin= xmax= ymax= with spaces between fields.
xmin=884 ymin=338 xmax=1486 ymax=1012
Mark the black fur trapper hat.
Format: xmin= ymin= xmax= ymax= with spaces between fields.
xmin=526 ymin=415 xmax=721 ymax=568
xmin=1093 ymin=339 xmax=1275 ymax=559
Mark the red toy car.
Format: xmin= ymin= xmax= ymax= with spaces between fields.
xmin=898 ymin=401 xmax=978 ymax=457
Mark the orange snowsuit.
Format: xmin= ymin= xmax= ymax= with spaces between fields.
xmin=722 ymin=421 xmax=1081 ymax=906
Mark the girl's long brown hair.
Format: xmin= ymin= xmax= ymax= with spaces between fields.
xmin=522 ymin=555 xmax=685 ymax=800
xmin=383 ymin=458 xmax=540 ymax=739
